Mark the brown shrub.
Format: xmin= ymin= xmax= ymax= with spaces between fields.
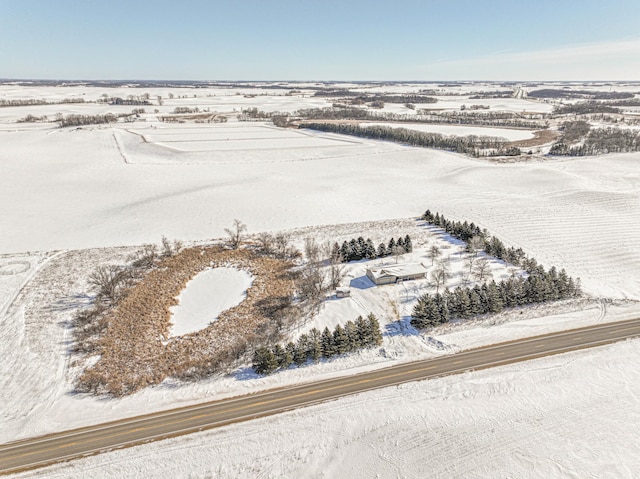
xmin=76 ymin=246 xmax=295 ymax=396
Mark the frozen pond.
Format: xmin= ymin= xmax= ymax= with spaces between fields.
xmin=169 ymin=267 xmax=254 ymax=337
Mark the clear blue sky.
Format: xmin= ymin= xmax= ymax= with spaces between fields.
xmin=1 ymin=0 xmax=639 ymax=80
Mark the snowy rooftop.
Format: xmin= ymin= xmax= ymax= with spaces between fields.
xmin=366 ymin=263 xmax=427 ymax=280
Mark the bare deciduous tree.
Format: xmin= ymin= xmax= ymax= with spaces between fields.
xmin=391 ymin=245 xmax=405 ymax=264
xmin=328 ymin=262 xmax=347 ymax=290
xmin=129 ymin=244 xmax=158 ymax=269
xmin=431 ymin=260 xmax=450 ymax=294
xmin=429 ymin=244 xmax=441 ymax=266
xmin=296 ymin=265 xmax=328 ymax=304
xmin=304 ymin=237 xmax=321 ymax=264
xmin=88 ymin=265 xmax=132 ymax=304
xmin=225 ymin=219 xmax=247 ymax=249
xmin=255 ymin=232 xmax=275 ymax=255
xmin=473 ymin=256 xmax=492 ymax=283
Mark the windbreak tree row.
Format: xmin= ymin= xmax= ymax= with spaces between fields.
xmin=300 ymin=123 xmax=522 ymax=158
xmin=412 ymin=210 xmax=581 ymax=329
xmin=252 ymin=313 xmax=383 ymax=375
xmin=332 ymin=235 xmax=413 ymax=263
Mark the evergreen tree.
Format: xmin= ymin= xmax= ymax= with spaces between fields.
xmin=294 ymin=334 xmax=309 ymax=365
xmin=356 ymin=237 xmax=367 ymax=259
xmin=252 ymin=347 xmax=278 ymax=375
xmin=434 ymin=293 xmax=450 ymax=324
xmin=307 ymin=328 xmax=323 ymax=361
xmin=333 ymin=324 xmax=349 ymax=354
xmin=377 ymin=242 xmax=387 ymax=258
xmin=355 ymin=315 xmax=369 ymax=345
xmin=411 ymin=296 xmax=441 ymax=328
xmin=344 ymin=320 xmax=359 ymax=350
xmin=388 ymin=237 xmax=396 ymax=253
xmin=404 ymin=234 xmax=413 ymax=253
xmin=340 ymin=241 xmax=351 ymax=263
xmin=285 ymin=342 xmax=297 ymax=365
xmin=454 ymin=287 xmax=471 ymax=319
xmin=468 ymin=288 xmax=483 ymax=315
xmin=365 ymin=239 xmax=377 ymax=259
xmin=349 ymin=239 xmax=361 ymax=260
xmin=273 ymin=343 xmax=292 ymax=369
xmin=486 ymin=281 xmax=504 ymax=313
xmin=367 ymin=313 xmax=383 ymax=345
xmin=321 ymin=327 xmax=335 ymax=358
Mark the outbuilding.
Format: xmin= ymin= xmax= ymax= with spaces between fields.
xmin=366 ymin=263 xmax=428 ymax=285
xmin=335 ymin=286 xmax=351 ymax=298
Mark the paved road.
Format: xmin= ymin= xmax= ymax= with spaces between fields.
xmin=2 ymin=318 xmax=640 ymax=475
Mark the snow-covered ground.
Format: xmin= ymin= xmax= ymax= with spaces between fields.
xmin=169 ymin=267 xmax=253 ymax=337
xmin=12 ymin=338 xmax=640 ymax=479
xmin=2 ymin=83 xmax=640 ymax=477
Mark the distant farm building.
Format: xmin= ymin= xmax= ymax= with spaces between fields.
xmin=366 ymin=263 xmax=428 ymax=285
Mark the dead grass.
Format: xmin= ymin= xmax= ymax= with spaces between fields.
xmin=76 ymin=246 xmax=295 ymax=396
xmin=508 ymin=129 xmax=559 ymax=148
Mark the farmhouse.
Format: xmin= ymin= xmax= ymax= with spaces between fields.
xmin=366 ymin=263 xmax=428 ymax=285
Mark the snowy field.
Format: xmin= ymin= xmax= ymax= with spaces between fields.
xmin=1 ymin=83 xmax=640 ymax=477
xmin=11 ymin=337 xmax=640 ymax=479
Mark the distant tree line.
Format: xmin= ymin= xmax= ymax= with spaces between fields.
xmin=412 ymin=209 xmax=582 ymax=328
xmin=57 ymin=113 xmax=121 ymax=127
xmin=301 ymin=123 xmax=522 ymax=158
xmin=529 ymin=89 xmax=634 ymax=100
xmin=603 ymin=98 xmax=640 ymax=107
xmin=333 ymin=235 xmax=413 ymax=262
xmin=549 ymin=127 xmax=640 ymax=156
xmin=468 ymin=90 xmax=514 ymax=99
xmin=252 ymin=313 xmax=383 ymax=375
xmin=414 ymin=110 xmax=548 ymax=130
xmin=0 ymin=98 xmax=86 ymax=107
xmin=245 ymin=106 xmax=545 ymax=131
xmin=312 ymin=89 xmax=438 ymax=103
xmin=107 ymin=97 xmax=152 ymax=106
xmin=553 ymin=101 xmax=621 ymax=115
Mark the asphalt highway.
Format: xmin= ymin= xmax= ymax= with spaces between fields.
xmin=2 ymin=318 xmax=640 ymax=475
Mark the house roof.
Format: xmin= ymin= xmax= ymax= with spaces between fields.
xmin=366 ymin=263 xmax=427 ymax=280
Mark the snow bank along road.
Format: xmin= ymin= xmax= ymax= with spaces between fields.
xmin=2 ymin=318 xmax=640 ymax=475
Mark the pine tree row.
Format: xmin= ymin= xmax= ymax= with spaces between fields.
xmin=411 ymin=269 xmax=581 ymax=329
xmin=300 ymin=123 xmax=521 ymax=157
xmin=422 ymin=209 xmax=530 ymax=272
xmin=414 ymin=209 xmax=582 ymax=328
xmin=332 ymin=235 xmax=413 ymax=263
xmin=252 ymin=314 xmax=383 ymax=375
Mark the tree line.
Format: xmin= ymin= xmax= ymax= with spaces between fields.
xmin=252 ymin=313 xmax=383 ymax=375
xmin=301 ymin=123 xmax=521 ymax=158
xmin=529 ymin=89 xmax=633 ymax=100
xmin=0 ymin=98 xmax=85 ymax=107
xmin=333 ymin=235 xmax=413 ymax=262
xmin=549 ymin=127 xmax=640 ymax=156
xmin=411 ymin=270 xmax=581 ymax=328
xmin=56 ymin=113 xmax=121 ymax=127
xmin=422 ymin=209 xmax=547 ymax=274
xmin=553 ymin=102 xmax=621 ymax=115
xmin=413 ymin=110 xmax=548 ymax=130
xmin=412 ymin=209 xmax=582 ymax=328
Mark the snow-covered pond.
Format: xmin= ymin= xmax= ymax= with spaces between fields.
xmin=169 ymin=267 xmax=254 ymax=337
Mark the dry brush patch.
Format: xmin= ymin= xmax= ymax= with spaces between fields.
xmin=76 ymin=246 xmax=295 ymax=396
